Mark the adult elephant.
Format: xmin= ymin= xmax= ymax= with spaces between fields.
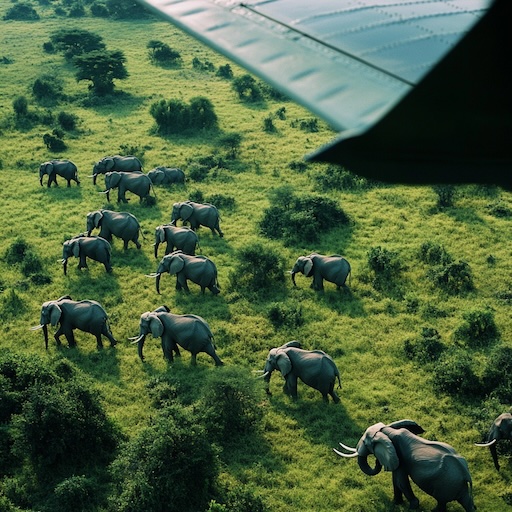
xmin=171 ymin=201 xmax=223 ymax=237
xmin=335 ymin=419 xmax=475 ymax=511
xmin=102 ymin=171 xmax=152 ymax=204
xmin=62 ymin=235 xmax=112 ymax=275
xmin=91 ymin=155 xmax=142 ymax=184
xmin=475 ymin=412 xmax=512 ymax=470
xmin=129 ymin=305 xmax=223 ymax=365
xmin=148 ymin=250 xmax=220 ymax=295
xmin=39 ymin=159 xmax=80 ymax=187
xmin=154 ymin=224 xmax=199 ymax=257
xmin=261 ymin=341 xmax=341 ymax=403
xmin=148 ymin=166 xmax=185 ymax=185
xmin=291 ymin=253 xmax=351 ymax=291
xmin=30 ymin=295 xmax=117 ymax=350
xmin=87 ymin=209 xmax=142 ymax=250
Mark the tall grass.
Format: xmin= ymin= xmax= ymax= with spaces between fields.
xmin=1 ymin=2 xmax=512 ymax=511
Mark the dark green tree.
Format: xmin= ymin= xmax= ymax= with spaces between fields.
xmin=147 ymin=40 xmax=181 ymax=65
xmin=73 ymin=49 xmax=128 ymax=95
xmin=3 ymin=2 xmax=39 ymax=20
xmin=232 ymin=74 xmax=262 ymax=102
xmin=49 ymin=29 xmax=105 ymax=60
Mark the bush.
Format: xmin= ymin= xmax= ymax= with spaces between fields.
xmin=433 ymin=184 xmax=456 ymax=208
xmin=214 ymin=485 xmax=268 ymax=512
xmin=43 ymin=132 xmax=67 ymax=151
xmin=313 ymin=165 xmax=374 ymax=191
xmin=53 ymin=475 xmax=95 ymax=512
xmin=150 ymin=96 xmax=217 ymax=134
xmin=403 ymin=327 xmax=445 ymax=364
xmin=4 ymin=238 xmax=30 ymax=265
xmin=418 ymin=241 xmax=453 ymax=265
xmin=110 ymin=406 xmax=218 ymax=512
xmin=200 ymin=367 xmax=263 ymax=444
xmin=1 ymin=289 xmax=26 ymax=319
xmin=487 ymin=200 xmax=512 ymax=218
xmin=3 ymin=2 xmax=40 ymax=20
xmin=32 ymin=75 xmax=63 ymax=103
xmin=20 ymin=251 xmax=43 ymax=277
xmin=192 ymin=57 xmax=215 ymax=71
xmin=49 ymin=29 xmax=105 ymax=60
xmin=90 ymin=1 xmax=109 ymax=16
xmin=228 ymin=242 xmax=285 ymax=293
xmin=426 ymin=260 xmax=474 ymax=294
xmin=218 ymin=132 xmax=242 ymax=159
xmin=432 ymin=350 xmax=479 ymax=398
xmin=68 ymin=3 xmax=86 ymax=17
xmin=216 ymin=63 xmax=233 ymax=79
xmin=454 ymin=308 xmax=499 ymax=348
xmin=263 ymin=115 xmax=276 ymax=133
xmin=259 ymin=193 xmax=350 ymax=245
xmin=481 ymin=346 xmax=512 ymax=401
xmin=206 ymin=194 xmax=235 ymax=210
xmin=147 ymin=40 xmax=181 ymax=66
xmin=13 ymin=96 xmax=28 ymax=118
xmin=267 ymin=302 xmax=304 ymax=329
xmin=105 ymin=0 xmax=149 ymax=18
xmin=367 ymin=246 xmax=403 ymax=278
xmin=57 ymin=111 xmax=78 ymax=130
xmin=232 ymin=74 xmax=262 ymax=102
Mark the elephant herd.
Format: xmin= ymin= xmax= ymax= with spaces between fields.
xmin=36 ymin=156 xmax=508 ymax=512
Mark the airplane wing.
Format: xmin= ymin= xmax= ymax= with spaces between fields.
xmin=136 ymin=0 xmax=510 ymax=189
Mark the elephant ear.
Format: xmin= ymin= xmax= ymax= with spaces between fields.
xmin=156 ymin=227 xmax=166 ymax=243
xmin=275 ymin=349 xmax=292 ymax=376
xmin=93 ymin=211 xmax=103 ymax=227
xmin=105 ymin=158 xmax=114 ymax=171
xmin=169 ymin=255 xmax=185 ymax=274
xmin=148 ymin=314 xmax=164 ymax=338
xmin=303 ymin=257 xmax=314 ymax=277
xmin=180 ymin=203 xmax=194 ymax=221
xmin=388 ymin=419 xmax=425 ymax=435
xmin=372 ymin=431 xmax=399 ymax=472
xmin=48 ymin=303 xmax=62 ymax=327
xmin=72 ymin=240 xmax=80 ymax=258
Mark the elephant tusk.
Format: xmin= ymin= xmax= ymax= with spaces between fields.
xmin=129 ymin=335 xmax=144 ymax=344
xmin=99 ymin=190 xmax=110 ymax=194
xmin=145 ymin=273 xmax=160 ymax=278
xmin=286 ymin=270 xmax=293 ymax=274
xmin=87 ymin=174 xmax=95 ymax=177
xmin=475 ymin=439 xmax=497 ymax=447
xmin=339 ymin=442 xmax=357 ymax=452
xmin=30 ymin=324 xmax=44 ymax=331
xmin=333 ymin=448 xmax=359 ymax=458
xmin=255 ymin=371 xmax=270 ymax=379
xmin=252 ymin=369 xmax=265 ymax=373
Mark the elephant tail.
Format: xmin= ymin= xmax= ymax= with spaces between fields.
xmin=336 ymin=370 xmax=342 ymax=389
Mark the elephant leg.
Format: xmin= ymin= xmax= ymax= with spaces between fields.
xmin=313 ymin=276 xmax=324 ymax=291
xmin=95 ymin=334 xmax=104 ymax=350
xmin=285 ymin=377 xmax=298 ymax=399
xmin=102 ymin=325 xmax=117 ymax=347
xmin=392 ymin=470 xmax=419 ymax=509
xmin=433 ymin=504 xmax=447 ymax=512
xmin=54 ymin=327 xmax=64 ymax=346
xmin=104 ymin=259 xmax=113 ymax=273
xmin=79 ymin=255 xmax=88 ymax=270
xmin=123 ymin=239 xmax=129 ymax=250
xmin=329 ymin=383 xmax=341 ymax=403
xmin=66 ymin=179 xmax=71 ymax=187
xmin=63 ymin=330 xmax=77 ymax=348
xmin=176 ymin=274 xmax=189 ymax=292
xmin=209 ymin=283 xmax=220 ymax=295
xmin=134 ymin=237 xmax=141 ymax=250
xmin=190 ymin=353 xmax=197 ymax=366
xmin=162 ymin=339 xmax=174 ymax=361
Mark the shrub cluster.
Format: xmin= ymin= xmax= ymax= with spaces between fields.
xmin=403 ymin=327 xmax=445 ymax=364
xmin=426 ymin=260 xmax=474 ymax=294
xmin=150 ymin=96 xmax=218 ymax=134
xmin=418 ymin=241 xmax=453 ymax=265
xmin=147 ymin=40 xmax=181 ymax=66
xmin=432 ymin=349 xmax=479 ymax=398
xmin=432 ymin=184 xmax=456 ymax=208
xmin=313 ymin=165 xmax=374 ymax=192
xmin=32 ymin=75 xmax=64 ymax=104
xmin=454 ymin=308 xmax=499 ymax=348
xmin=3 ymin=238 xmax=50 ymax=285
xmin=259 ymin=189 xmax=350 ymax=245
xmin=3 ymin=2 xmax=39 ymax=20
xmin=216 ymin=63 xmax=233 ymax=79
xmin=267 ymin=301 xmax=304 ymax=329
xmin=232 ymin=75 xmax=262 ymax=102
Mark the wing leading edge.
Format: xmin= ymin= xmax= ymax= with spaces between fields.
xmin=137 ymin=0 xmax=510 ymax=189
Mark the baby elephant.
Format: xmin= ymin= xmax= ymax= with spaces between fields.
xmin=262 ymin=341 xmax=341 ymax=403
xmin=130 ymin=305 xmax=223 ymax=366
xmin=62 ymin=235 xmax=112 ymax=275
xmin=31 ymin=295 xmax=117 ymax=350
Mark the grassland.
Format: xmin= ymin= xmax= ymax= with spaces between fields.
xmin=1 ymin=2 xmax=512 ymax=511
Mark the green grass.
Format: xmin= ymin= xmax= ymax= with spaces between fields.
xmin=2 ymin=2 xmax=512 ymax=511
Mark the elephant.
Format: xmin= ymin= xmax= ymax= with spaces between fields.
xmin=39 ymin=159 xmax=80 ymax=187
xmin=335 ymin=419 xmax=475 ymax=511
xmin=261 ymin=341 xmax=341 ymax=403
xmin=86 ymin=209 xmax=142 ymax=250
xmin=475 ymin=412 xmax=512 ymax=470
xmin=148 ymin=250 xmax=220 ymax=295
xmin=154 ymin=224 xmax=199 ymax=258
xmin=102 ymin=171 xmax=152 ymax=203
xmin=291 ymin=253 xmax=351 ymax=291
xmin=91 ymin=155 xmax=142 ymax=184
xmin=62 ymin=235 xmax=112 ymax=275
xmin=170 ymin=201 xmax=223 ymax=237
xmin=147 ymin=166 xmax=185 ymax=185
xmin=129 ymin=305 xmax=223 ymax=365
xmin=30 ymin=295 xmax=117 ymax=350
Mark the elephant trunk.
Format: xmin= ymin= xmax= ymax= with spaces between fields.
xmin=154 ymin=242 xmax=159 ymax=258
xmin=106 ymin=189 xmax=110 ymax=202
xmin=489 ymin=440 xmax=500 ymax=471
xmin=291 ymin=271 xmax=297 ymax=287
xmin=357 ymin=455 xmax=383 ymax=476
xmin=39 ymin=172 xmax=44 ymax=186
xmin=156 ymin=273 xmax=162 ymax=294
xmin=137 ymin=335 xmax=147 ymax=361
xmin=63 ymin=259 xmax=68 ymax=275
xmin=43 ymin=324 xmax=49 ymax=350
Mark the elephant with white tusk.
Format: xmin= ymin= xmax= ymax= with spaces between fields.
xmin=39 ymin=159 xmax=80 ymax=187
xmin=86 ymin=209 xmax=142 ymax=250
xmin=150 ymin=250 xmax=220 ymax=295
xmin=262 ymin=341 xmax=341 ymax=403
xmin=103 ymin=171 xmax=152 ymax=204
xmin=170 ymin=200 xmax=223 ymax=237
xmin=335 ymin=419 xmax=475 ymax=511
xmin=153 ymin=224 xmax=199 ymax=257
xmin=31 ymin=295 xmax=117 ymax=350
xmin=291 ymin=253 xmax=351 ymax=291
xmin=91 ymin=155 xmax=142 ymax=184
xmin=147 ymin=166 xmax=185 ymax=185
xmin=62 ymin=235 xmax=112 ymax=275
xmin=130 ymin=305 xmax=223 ymax=365
xmin=475 ymin=412 xmax=512 ymax=471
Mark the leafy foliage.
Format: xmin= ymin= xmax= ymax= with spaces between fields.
xmin=32 ymin=75 xmax=64 ymax=103
xmin=267 ymin=301 xmax=304 ymax=329
xmin=432 ymin=349 xmax=479 ymax=398
xmin=426 ymin=260 xmax=474 ymax=294
xmin=3 ymin=2 xmax=39 ymax=20
xmin=232 ymin=74 xmax=262 ymax=102
xmin=73 ymin=49 xmax=128 ymax=95
xmin=432 ymin=184 xmax=456 ymax=208
xmin=454 ymin=308 xmax=499 ymax=347
xmin=49 ymin=29 xmax=105 ymax=60
xmin=313 ymin=165 xmax=375 ymax=192
xmin=147 ymin=40 xmax=181 ymax=66
xmin=418 ymin=241 xmax=453 ymax=265
xmin=403 ymin=327 xmax=445 ymax=364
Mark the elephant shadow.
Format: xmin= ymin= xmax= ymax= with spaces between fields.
xmin=39 ymin=186 xmax=83 ymax=201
